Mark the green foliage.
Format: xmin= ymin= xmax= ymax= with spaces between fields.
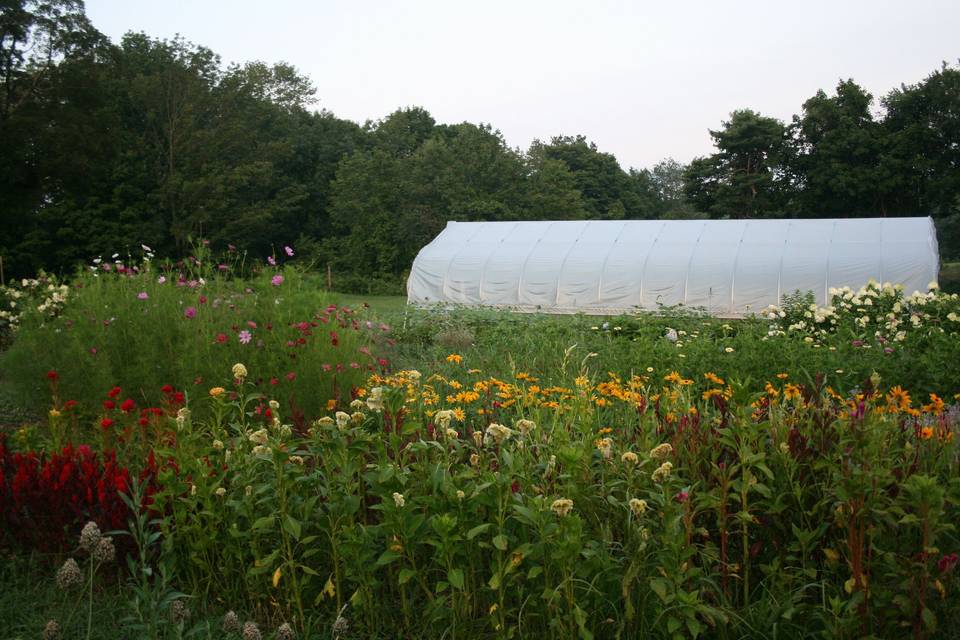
xmin=0 ymin=247 xmax=390 ymax=422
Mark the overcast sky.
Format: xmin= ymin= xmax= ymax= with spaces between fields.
xmin=85 ymin=0 xmax=959 ymax=171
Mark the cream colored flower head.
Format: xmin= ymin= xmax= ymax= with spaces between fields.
xmin=232 ymin=362 xmax=248 ymax=381
xmin=351 ymin=411 xmax=365 ymax=425
xmin=268 ymin=399 xmax=280 ymax=411
xmin=484 ymin=423 xmax=513 ymax=446
xmin=651 ymin=461 xmax=673 ymax=483
xmin=621 ymin=451 xmax=638 ymax=465
xmin=392 ymin=492 xmax=405 ymax=508
xmin=212 ymin=439 xmax=224 ymax=451
xmin=595 ymin=437 xmax=613 ymax=459
xmin=215 ymin=487 xmax=227 ymax=497
xmin=335 ymin=411 xmax=351 ymax=430
xmin=435 ymin=409 xmax=454 ymax=429
xmin=628 ymin=498 xmax=647 ymax=518
xmin=515 ymin=419 xmax=536 ymax=435
xmin=551 ymin=498 xmax=574 ymax=517
xmin=316 ymin=416 xmax=335 ymax=429
xmin=350 ymin=398 xmax=365 ymax=411
xmin=366 ymin=387 xmax=384 ymax=412
xmin=249 ymin=428 xmax=269 ymax=445
xmin=649 ymin=443 xmax=673 ymax=460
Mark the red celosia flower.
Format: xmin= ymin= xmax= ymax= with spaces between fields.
xmin=216 ymin=333 xmax=228 ymax=344
xmin=286 ymin=372 xmax=296 ymax=381
xmin=120 ymin=399 xmax=135 ymax=413
xmin=138 ymin=417 xmax=149 ymax=427
xmin=107 ymin=386 xmax=122 ymax=398
xmin=103 ymin=400 xmax=115 ymax=410
xmin=160 ymin=384 xmax=174 ymax=394
xmin=64 ymin=400 xmax=78 ymax=410
xmin=100 ymin=418 xmax=114 ymax=430
xmin=46 ymin=370 xmax=59 ymax=381
xmin=270 ymin=377 xmax=279 ymax=385
xmin=172 ymin=392 xmax=185 ymax=405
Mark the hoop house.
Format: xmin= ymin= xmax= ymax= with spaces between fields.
xmin=407 ymin=218 xmax=939 ymax=316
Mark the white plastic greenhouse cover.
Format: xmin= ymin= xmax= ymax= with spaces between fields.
xmin=407 ymin=218 xmax=940 ymax=317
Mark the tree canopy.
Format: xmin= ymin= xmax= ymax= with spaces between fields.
xmin=1 ymin=1 xmax=958 ymax=289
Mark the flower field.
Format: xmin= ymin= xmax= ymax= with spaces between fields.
xmin=1 ymin=252 xmax=959 ymax=639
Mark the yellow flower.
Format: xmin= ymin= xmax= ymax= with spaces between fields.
xmin=921 ymin=427 xmax=934 ymax=440
xmin=48 ymin=408 xmax=61 ymax=418
xmin=446 ymin=354 xmax=463 ymax=364
xmin=704 ymin=372 xmax=725 ymax=385
xmin=783 ymin=384 xmax=801 ymax=400
xmin=887 ymin=386 xmax=911 ymax=411
xmin=209 ymin=387 xmax=226 ymax=397
xmin=452 ymin=407 xmax=465 ymax=421
xmin=776 ymin=373 xmax=789 ymax=380
xmin=326 ymin=399 xmax=337 ymax=411
xmin=272 ymin=567 xmax=282 ymax=588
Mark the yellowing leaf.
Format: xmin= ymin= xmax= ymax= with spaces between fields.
xmin=323 ymin=576 xmax=336 ymax=598
xmin=272 ymin=567 xmax=282 ymax=588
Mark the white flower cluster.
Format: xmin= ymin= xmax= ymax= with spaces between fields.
xmin=762 ymin=280 xmax=959 ymax=346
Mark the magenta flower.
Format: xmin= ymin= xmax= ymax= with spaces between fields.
xmin=267 ymin=256 xmax=276 ymax=266
xmin=284 ymin=245 xmax=294 ymax=257
xmin=137 ymin=291 xmax=149 ymax=300
xmin=184 ymin=306 xmax=197 ymax=319
xmin=271 ymin=274 xmax=283 ymax=287
xmin=238 ymin=330 xmax=252 ymax=344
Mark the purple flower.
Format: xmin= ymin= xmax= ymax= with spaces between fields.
xmin=137 ymin=291 xmax=149 ymax=300
xmin=267 ymin=256 xmax=277 ymax=266
xmin=238 ymin=330 xmax=252 ymax=344
xmin=218 ymin=264 xmax=228 ymax=271
xmin=271 ymin=274 xmax=283 ymax=287
xmin=184 ymin=306 xmax=197 ymax=319
xmin=284 ymin=245 xmax=294 ymax=257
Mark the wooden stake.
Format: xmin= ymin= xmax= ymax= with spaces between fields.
xmin=327 ymin=263 xmax=332 ymax=291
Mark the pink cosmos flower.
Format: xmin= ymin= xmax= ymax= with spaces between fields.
xmin=271 ymin=274 xmax=283 ymax=286
xmin=157 ymin=275 xmax=166 ymax=284
xmin=267 ymin=256 xmax=276 ymax=266
xmin=284 ymin=245 xmax=294 ymax=257
xmin=184 ymin=306 xmax=197 ymax=319
xmin=238 ymin=330 xmax=252 ymax=344
xmin=137 ymin=291 xmax=148 ymax=300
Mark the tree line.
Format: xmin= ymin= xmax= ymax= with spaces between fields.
xmin=2 ymin=1 xmax=958 ymax=291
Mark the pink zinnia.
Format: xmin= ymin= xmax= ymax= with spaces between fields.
xmin=271 ymin=274 xmax=283 ymax=286
xmin=184 ymin=306 xmax=197 ymax=319
xmin=137 ymin=291 xmax=148 ymax=300
xmin=284 ymin=245 xmax=294 ymax=257
xmin=267 ymin=256 xmax=276 ymax=266
xmin=238 ymin=330 xmax=252 ymax=344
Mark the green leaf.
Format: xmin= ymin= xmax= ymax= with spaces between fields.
xmin=493 ymin=534 xmax=509 ymax=551
xmin=375 ymin=550 xmax=402 ymax=566
xmin=649 ymin=577 xmax=671 ymax=603
xmin=283 ymin=515 xmax=302 ymax=540
xmin=398 ymin=568 xmax=415 ymax=585
xmin=467 ymin=523 xmax=492 ymax=540
xmin=448 ymin=568 xmax=464 ymax=590
xmin=251 ymin=515 xmax=275 ymax=531
xmin=667 ymin=616 xmax=682 ymax=633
